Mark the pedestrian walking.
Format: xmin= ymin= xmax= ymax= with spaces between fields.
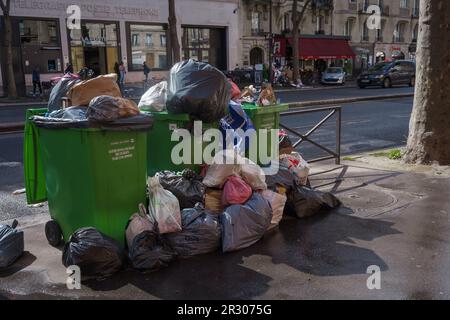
xmin=114 ymin=62 xmax=120 ymax=83
xmin=119 ymin=61 xmax=126 ymax=94
xmin=64 ymin=63 xmax=74 ymax=74
xmin=32 ymin=67 xmax=42 ymax=97
xmin=143 ymin=61 xmax=150 ymax=87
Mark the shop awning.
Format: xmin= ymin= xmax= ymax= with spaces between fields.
xmin=288 ymin=37 xmax=355 ymax=60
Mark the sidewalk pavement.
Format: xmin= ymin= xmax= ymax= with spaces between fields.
xmin=1 ymin=154 xmax=449 ymax=300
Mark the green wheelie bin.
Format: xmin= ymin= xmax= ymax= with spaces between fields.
xmin=144 ymin=111 xmax=219 ymax=177
xmin=25 ymin=111 xmax=152 ymax=248
xmin=241 ymin=103 xmax=289 ymax=163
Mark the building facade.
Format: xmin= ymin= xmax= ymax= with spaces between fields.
xmin=239 ymin=0 xmax=353 ymax=76
xmin=239 ymin=0 xmax=419 ymax=76
xmin=0 ymin=0 xmax=240 ymax=91
xmin=333 ymin=0 xmax=420 ymax=74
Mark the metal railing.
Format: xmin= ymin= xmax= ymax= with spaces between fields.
xmin=280 ymin=106 xmax=342 ymax=165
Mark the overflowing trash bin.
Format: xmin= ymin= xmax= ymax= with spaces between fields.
xmin=24 ymin=106 xmax=153 ymax=248
xmin=144 ymin=111 xmax=219 ymax=176
xmin=15 ymin=58 xmax=344 ymax=278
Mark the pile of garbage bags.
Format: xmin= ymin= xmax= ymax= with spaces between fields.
xmin=0 ymin=220 xmax=24 ymax=269
xmin=28 ymin=58 xmax=342 ymax=279
xmin=35 ymin=74 xmax=153 ymax=130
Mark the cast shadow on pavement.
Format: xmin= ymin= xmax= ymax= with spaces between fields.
xmin=0 ymin=251 xmax=37 ymax=278
xmin=83 ymin=207 xmax=400 ymax=299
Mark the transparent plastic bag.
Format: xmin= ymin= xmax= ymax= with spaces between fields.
xmin=138 ymin=81 xmax=168 ymax=112
xmin=148 ymin=176 xmax=182 ymax=234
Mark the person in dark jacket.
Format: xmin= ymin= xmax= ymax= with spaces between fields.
xmin=114 ymin=62 xmax=120 ymax=84
xmin=32 ymin=67 xmax=42 ymax=96
xmin=143 ymin=61 xmax=151 ymax=84
xmin=64 ymin=63 xmax=74 ymax=74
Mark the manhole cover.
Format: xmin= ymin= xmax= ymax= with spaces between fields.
xmin=340 ymin=185 xmax=423 ymax=218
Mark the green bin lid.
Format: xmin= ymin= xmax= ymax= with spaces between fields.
xmin=142 ymin=111 xmax=191 ymax=121
xmin=242 ymin=103 xmax=289 ymax=117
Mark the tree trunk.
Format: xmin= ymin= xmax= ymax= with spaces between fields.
xmin=168 ymin=0 xmax=181 ymax=64
xmin=292 ymin=0 xmax=300 ymax=84
xmin=403 ymin=0 xmax=450 ymax=165
xmin=2 ymin=9 xmax=18 ymax=98
xmin=291 ymin=0 xmax=311 ymax=84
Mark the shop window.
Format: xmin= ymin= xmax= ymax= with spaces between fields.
xmin=20 ymin=19 xmax=62 ymax=74
xmin=69 ymin=22 xmax=120 ymax=75
xmin=182 ymin=27 xmax=227 ymax=70
xmin=128 ymin=24 xmax=168 ymax=70
xmin=132 ymin=34 xmax=139 ymax=46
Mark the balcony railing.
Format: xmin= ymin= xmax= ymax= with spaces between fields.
xmin=348 ymin=2 xmax=357 ymax=11
xmin=399 ymin=7 xmax=410 ymax=17
xmin=359 ymin=4 xmax=389 ymax=16
xmin=394 ymin=36 xmax=405 ymax=43
xmin=251 ymin=30 xmax=266 ymax=37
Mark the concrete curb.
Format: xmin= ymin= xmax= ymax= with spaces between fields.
xmin=0 ymin=122 xmax=25 ymax=133
xmin=274 ymin=84 xmax=357 ymax=93
xmin=287 ymin=92 xmax=414 ymax=108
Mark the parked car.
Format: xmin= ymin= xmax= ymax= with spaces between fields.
xmin=321 ymin=67 xmax=346 ymax=85
xmin=357 ymin=60 xmax=416 ymax=89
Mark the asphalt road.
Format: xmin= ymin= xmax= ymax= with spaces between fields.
xmin=0 ymin=96 xmax=414 ymax=222
xmin=277 ymin=85 xmax=414 ymax=103
xmin=0 ymin=85 xmax=414 ymax=125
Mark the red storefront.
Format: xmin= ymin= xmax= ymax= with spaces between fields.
xmin=273 ymin=35 xmax=355 ymax=75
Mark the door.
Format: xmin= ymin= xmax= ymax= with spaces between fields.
xmin=398 ymin=62 xmax=412 ymax=83
xmin=389 ymin=62 xmax=402 ymax=84
xmin=250 ymin=47 xmax=264 ymax=66
xmin=83 ymin=47 xmax=107 ymax=76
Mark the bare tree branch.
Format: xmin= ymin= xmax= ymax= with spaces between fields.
xmin=0 ymin=0 xmax=7 ymax=14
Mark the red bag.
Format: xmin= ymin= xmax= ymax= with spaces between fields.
xmin=222 ymin=176 xmax=252 ymax=206
xmin=228 ymin=79 xmax=241 ymax=101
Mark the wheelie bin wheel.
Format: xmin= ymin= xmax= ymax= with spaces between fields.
xmin=45 ymin=220 xmax=63 ymax=247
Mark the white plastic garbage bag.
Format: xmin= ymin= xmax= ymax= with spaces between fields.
xmin=203 ymin=150 xmax=242 ymax=188
xmin=261 ymin=190 xmax=287 ymax=226
xmin=138 ymin=81 xmax=168 ymax=112
xmin=125 ymin=203 xmax=154 ymax=249
xmin=240 ymin=158 xmax=267 ymax=190
xmin=148 ymin=176 xmax=182 ymax=234
xmin=279 ymin=152 xmax=310 ymax=186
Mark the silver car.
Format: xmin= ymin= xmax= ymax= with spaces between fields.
xmin=321 ymin=67 xmax=346 ymax=85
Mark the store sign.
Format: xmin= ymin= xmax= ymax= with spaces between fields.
xmin=272 ymin=38 xmax=286 ymax=57
xmin=12 ymin=0 xmax=159 ymax=18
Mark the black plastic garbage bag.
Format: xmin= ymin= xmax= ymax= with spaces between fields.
xmin=167 ymin=59 xmax=230 ymax=122
xmin=0 ymin=220 xmax=24 ymax=269
xmin=86 ymin=95 xmax=140 ymax=122
xmin=285 ymin=184 xmax=341 ymax=219
xmin=220 ymin=193 xmax=272 ymax=253
xmin=266 ymin=163 xmax=297 ymax=192
xmin=128 ymin=230 xmax=176 ymax=272
xmin=164 ymin=205 xmax=221 ymax=257
xmin=158 ymin=169 xmax=205 ymax=209
xmin=62 ymin=227 xmax=125 ymax=278
xmin=32 ymin=113 xmax=153 ymax=132
xmin=47 ymin=75 xmax=81 ymax=112
xmin=48 ymin=106 xmax=87 ymax=121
